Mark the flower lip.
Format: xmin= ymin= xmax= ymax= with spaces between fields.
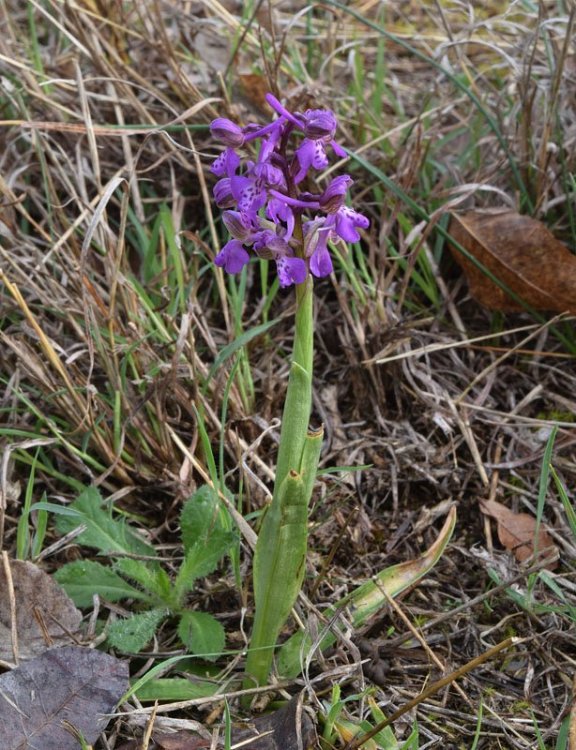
xmin=214 ymin=239 xmax=250 ymax=274
xmin=276 ymin=255 xmax=307 ymax=287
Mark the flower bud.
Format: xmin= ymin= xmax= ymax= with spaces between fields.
xmin=210 ymin=118 xmax=245 ymax=148
xmin=213 ymin=178 xmax=235 ymax=208
xmin=301 ymin=109 xmax=337 ymax=140
xmin=253 ymin=229 xmax=286 ymax=259
xmin=319 ymin=175 xmax=353 ymax=212
xmin=222 ymin=210 xmax=252 ymax=240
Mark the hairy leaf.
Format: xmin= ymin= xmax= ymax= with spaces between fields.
xmin=56 ymin=486 xmax=155 ymax=557
xmin=54 ymin=560 xmax=152 ymax=607
xmin=107 ymin=609 xmax=166 ymax=653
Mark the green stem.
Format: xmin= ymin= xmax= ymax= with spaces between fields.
xmin=243 ymin=276 xmax=317 ymax=700
xmin=273 ymin=277 xmax=314 ymax=491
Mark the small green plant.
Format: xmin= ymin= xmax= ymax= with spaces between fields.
xmin=321 ymin=685 xmax=400 ymax=750
xmin=48 ymin=485 xmax=236 ymax=658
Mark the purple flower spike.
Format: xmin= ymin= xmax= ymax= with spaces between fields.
xmin=210 ymin=118 xmax=245 ymax=148
xmin=210 ymin=92 xmax=369 ymax=287
xmin=215 ymin=239 xmax=250 ymax=274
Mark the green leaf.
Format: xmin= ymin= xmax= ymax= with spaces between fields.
xmin=135 ymin=677 xmax=218 ymax=702
xmin=114 ymin=558 xmax=172 ymax=602
xmin=177 ymin=611 xmax=225 ymax=660
xmin=108 ymin=609 xmax=166 ymax=653
xmin=54 ymin=560 xmax=152 ymax=607
xmin=174 ymin=485 xmax=236 ymax=604
xmin=180 ymin=485 xmax=222 ymax=553
xmin=55 ymin=486 xmax=155 ymax=557
xmin=277 ymin=507 xmax=457 ymax=678
xmin=174 ymin=528 xmax=236 ymax=602
xmin=245 ymin=470 xmax=308 ymax=691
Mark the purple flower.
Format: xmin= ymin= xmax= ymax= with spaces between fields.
xmin=232 ymin=175 xmax=267 ymax=224
xmin=294 ymin=139 xmax=330 ymax=183
xmin=266 ymin=197 xmax=295 ymax=241
xmin=253 ymin=229 xmax=290 ymax=258
xmin=333 ymin=206 xmax=370 ymax=243
xmin=214 ymin=239 xmax=250 ymax=274
xmin=310 ymin=243 xmax=333 ymax=277
xmin=294 ymin=136 xmax=347 ymax=184
xmin=306 ymin=221 xmax=334 ymax=278
xmin=210 ymin=147 xmax=240 ymax=178
xmin=253 ymin=161 xmax=286 ymax=189
xmin=210 ymin=118 xmax=245 ymax=148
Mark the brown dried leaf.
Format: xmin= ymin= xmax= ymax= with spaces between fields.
xmin=448 ymin=210 xmax=576 ymax=313
xmin=0 ymin=646 xmax=129 ymax=749
xmin=154 ymin=732 xmax=210 ymax=749
xmin=232 ymin=694 xmax=316 ymax=750
xmin=0 ymin=559 xmax=82 ymax=661
xmin=480 ymin=499 xmax=559 ymax=569
xmin=238 ymin=73 xmax=271 ymax=113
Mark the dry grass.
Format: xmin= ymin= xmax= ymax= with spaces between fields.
xmin=1 ymin=1 xmax=575 ymax=748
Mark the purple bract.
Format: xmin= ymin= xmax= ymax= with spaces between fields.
xmin=209 ymin=94 xmax=369 ymax=287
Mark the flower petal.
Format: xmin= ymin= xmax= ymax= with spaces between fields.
xmin=334 ymin=206 xmax=370 ymax=243
xmin=210 ymin=148 xmax=240 ymax=177
xmin=310 ymin=243 xmax=333 ymax=277
xmin=215 ymin=240 xmax=250 ymax=274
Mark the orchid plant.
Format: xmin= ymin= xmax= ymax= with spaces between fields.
xmin=209 ymin=94 xmax=369 ymax=692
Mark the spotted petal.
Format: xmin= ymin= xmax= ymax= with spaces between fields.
xmin=276 ymin=256 xmax=307 ymax=287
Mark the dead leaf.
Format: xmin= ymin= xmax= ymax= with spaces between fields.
xmin=480 ymin=499 xmax=559 ymax=569
xmin=448 ymin=210 xmax=576 ymax=313
xmin=0 ymin=645 xmax=129 ymax=749
xmin=153 ymin=732 xmax=210 ymax=749
xmin=238 ymin=73 xmax=271 ymax=113
xmin=0 ymin=559 xmax=82 ymax=661
xmin=232 ymin=694 xmax=316 ymax=750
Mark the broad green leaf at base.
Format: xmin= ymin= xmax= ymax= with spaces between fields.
xmin=178 ymin=610 xmax=225 ymax=661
